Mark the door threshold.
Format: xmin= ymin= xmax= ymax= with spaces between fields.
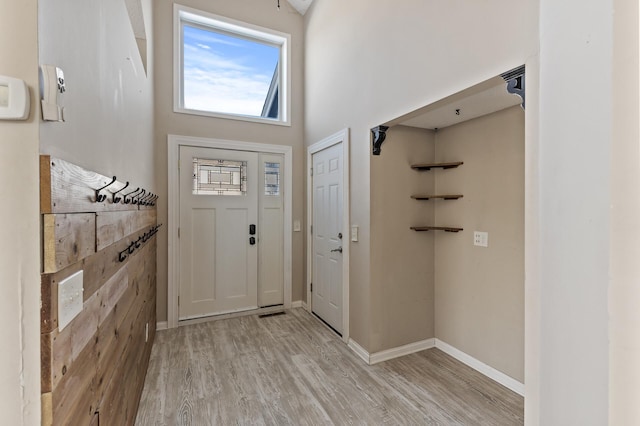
xmin=178 ymin=305 xmax=284 ymax=327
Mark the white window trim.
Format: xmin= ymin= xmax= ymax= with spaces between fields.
xmin=173 ymin=4 xmax=291 ymax=126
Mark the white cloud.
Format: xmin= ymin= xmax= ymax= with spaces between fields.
xmin=184 ymin=66 xmax=272 ymax=116
xmin=182 ymin=28 xmax=277 ymax=117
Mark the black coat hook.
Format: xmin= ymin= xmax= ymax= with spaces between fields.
xmin=123 ymin=187 xmax=140 ymax=204
xmin=140 ymin=192 xmax=153 ymax=206
xmin=95 ymin=176 xmax=117 ymax=203
xmin=132 ymin=189 xmax=146 ymax=205
xmin=112 ymin=181 xmax=130 ymax=203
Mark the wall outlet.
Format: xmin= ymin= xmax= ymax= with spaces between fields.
xmin=351 ymin=225 xmax=359 ymax=242
xmin=474 ymin=231 xmax=489 ymax=247
xmin=58 ymin=270 xmax=84 ymax=331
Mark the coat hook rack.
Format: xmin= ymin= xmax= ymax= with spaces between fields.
xmin=118 ymin=224 xmax=163 ymax=263
xmin=95 ymin=176 xmax=117 ymax=203
xmin=112 ymin=181 xmax=129 ymax=203
xmin=132 ymin=189 xmax=146 ymax=205
xmin=141 ymin=192 xmax=154 ymax=206
xmin=123 ymin=187 xmax=140 ymax=204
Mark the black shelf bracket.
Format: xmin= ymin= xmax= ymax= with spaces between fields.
xmin=501 ymin=65 xmax=525 ymax=109
xmin=371 ymin=125 xmax=389 ymax=156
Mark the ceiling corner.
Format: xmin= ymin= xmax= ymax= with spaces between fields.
xmin=286 ymin=0 xmax=313 ymax=16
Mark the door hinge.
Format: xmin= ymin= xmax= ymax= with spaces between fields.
xmin=310 ymin=167 xmax=313 ymax=176
xmin=178 ymin=295 xmax=180 ymax=306
xmin=311 ymin=225 xmax=313 ymax=235
xmin=178 ymin=227 xmax=180 ymax=238
xmin=178 ymin=158 xmax=180 ymax=171
xmin=310 ymin=283 xmax=313 ymax=292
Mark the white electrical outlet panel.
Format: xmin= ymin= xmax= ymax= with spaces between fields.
xmin=58 ymin=270 xmax=84 ymax=330
xmin=474 ymin=231 xmax=489 ymax=247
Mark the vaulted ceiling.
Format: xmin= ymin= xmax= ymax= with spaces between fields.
xmin=286 ymin=0 xmax=314 ymax=15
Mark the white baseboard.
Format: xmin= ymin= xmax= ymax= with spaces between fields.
xmin=348 ymin=338 xmax=371 ymax=364
xmin=435 ymin=339 xmax=525 ymax=396
xmin=156 ymin=321 xmax=168 ymax=331
xmin=348 ymin=338 xmax=435 ymax=365
xmin=302 ymin=300 xmax=309 ymax=311
xmin=370 ymin=338 xmax=435 ymax=365
xmin=290 ymin=300 xmax=303 ymax=308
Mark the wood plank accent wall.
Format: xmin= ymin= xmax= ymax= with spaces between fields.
xmin=40 ymin=156 xmax=158 ymax=426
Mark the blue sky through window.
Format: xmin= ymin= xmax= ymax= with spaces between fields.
xmin=183 ymin=24 xmax=280 ymax=117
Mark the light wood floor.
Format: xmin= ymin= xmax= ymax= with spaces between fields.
xmin=135 ymin=309 xmax=523 ymax=425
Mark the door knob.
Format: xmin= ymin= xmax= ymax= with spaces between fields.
xmin=331 ymin=247 xmax=342 ymax=253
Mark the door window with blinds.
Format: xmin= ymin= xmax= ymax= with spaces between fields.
xmin=192 ymin=157 xmax=247 ymax=196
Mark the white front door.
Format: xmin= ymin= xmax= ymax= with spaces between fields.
xmin=312 ymin=143 xmax=344 ymax=333
xmin=179 ymin=146 xmax=258 ymax=319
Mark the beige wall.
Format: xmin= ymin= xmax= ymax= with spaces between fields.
xmin=370 ymin=126 xmax=436 ymax=351
xmin=38 ymin=0 xmax=155 ymax=189
xmin=610 ymin=0 xmax=640 ymax=423
xmin=153 ymin=0 xmax=305 ymax=321
xmin=434 ymin=106 xmax=524 ymax=382
xmin=304 ymin=0 xmax=537 ymax=353
xmin=0 ymin=0 xmax=41 ymax=423
xmin=533 ymin=0 xmax=640 ymax=422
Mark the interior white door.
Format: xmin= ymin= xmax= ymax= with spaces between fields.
xmin=179 ymin=146 xmax=258 ymax=320
xmin=312 ymin=143 xmax=343 ymax=333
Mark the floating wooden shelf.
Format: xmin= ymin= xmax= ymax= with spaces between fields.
xmin=411 ymin=161 xmax=463 ymax=171
xmin=410 ymin=226 xmax=464 ymax=233
xmin=411 ymin=194 xmax=463 ymax=200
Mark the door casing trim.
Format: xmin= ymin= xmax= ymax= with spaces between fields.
xmin=168 ymin=134 xmax=293 ymax=329
xmin=306 ymin=128 xmax=350 ymax=343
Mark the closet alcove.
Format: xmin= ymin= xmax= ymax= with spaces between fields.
xmin=369 ymin=67 xmax=526 ymax=393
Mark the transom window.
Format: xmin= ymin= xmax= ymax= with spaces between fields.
xmin=174 ymin=5 xmax=290 ymax=125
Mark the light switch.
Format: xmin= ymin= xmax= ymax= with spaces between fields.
xmin=351 ymin=225 xmax=359 ymax=242
xmin=293 ymin=220 xmax=301 ymax=232
xmin=58 ymin=270 xmax=84 ymax=331
xmin=473 ymin=231 xmax=489 ymax=247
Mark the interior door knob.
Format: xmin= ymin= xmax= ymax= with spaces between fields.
xmin=330 ymin=247 xmax=342 ymax=253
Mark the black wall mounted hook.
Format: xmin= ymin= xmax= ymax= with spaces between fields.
xmin=95 ymin=176 xmax=117 ymax=203
xmin=112 ymin=181 xmax=130 ymax=203
xmin=123 ymin=187 xmax=140 ymax=204
xmin=140 ymin=192 xmax=154 ymax=206
xmin=117 ymin=223 xmax=164 ymax=263
xmin=132 ymin=189 xmax=146 ymax=205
